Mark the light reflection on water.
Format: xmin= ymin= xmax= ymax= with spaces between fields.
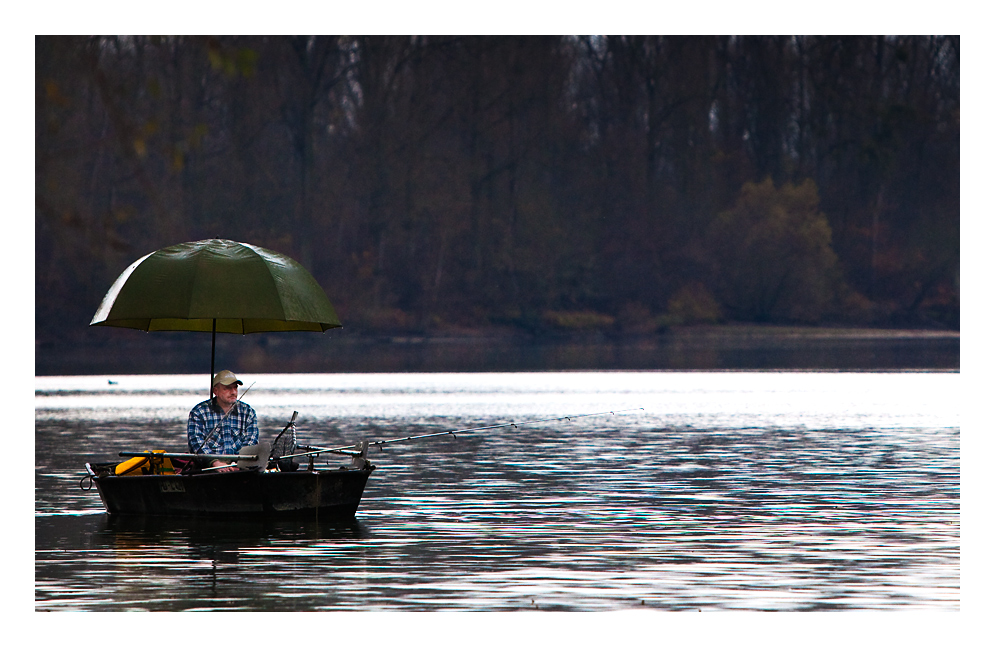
xmin=35 ymin=372 xmax=959 ymax=611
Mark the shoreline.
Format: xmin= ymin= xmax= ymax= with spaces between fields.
xmin=358 ymin=323 xmax=961 ymax=342
xmin=36 ymin=323 xmax=960 ymax=376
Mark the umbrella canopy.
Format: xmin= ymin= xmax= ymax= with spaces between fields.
xmin=91 ymin=239 xmax=340 ymax=391
xmin=91 ymin=239 xmax=340 ymax=333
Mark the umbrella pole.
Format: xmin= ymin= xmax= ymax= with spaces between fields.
xmin=210 ymin=319 xmax=216 ymax=399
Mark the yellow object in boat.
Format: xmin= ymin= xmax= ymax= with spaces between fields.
xmin=114 ymin=450 xmax=175 ymax=476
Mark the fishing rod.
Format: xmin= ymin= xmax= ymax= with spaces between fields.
xmin=277 ymin=408 xmax=645 ymax=461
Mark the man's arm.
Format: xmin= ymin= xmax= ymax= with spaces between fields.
xmin=246 ymin=406 xmax=259 ymax=445
xmin=187 ymin=407 xmax=206 ymax=453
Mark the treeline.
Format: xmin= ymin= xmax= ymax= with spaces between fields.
xmin=36 ymin=35 xmax=959 ymax=343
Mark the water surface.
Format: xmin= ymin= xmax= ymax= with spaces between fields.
xmin=35 ymin=371 xmax=959 ymax=611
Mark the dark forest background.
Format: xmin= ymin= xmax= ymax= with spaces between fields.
xmin=36 ymin=35 xmax=959 ymax=355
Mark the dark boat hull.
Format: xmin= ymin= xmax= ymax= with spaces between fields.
xmin=89 ymin=467 xmax=374 ymax=518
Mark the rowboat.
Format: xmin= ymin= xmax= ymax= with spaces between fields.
xmin=82 ymin=462 xmax=375 ymax=518
xmin=82 ymin=436 xmax=376 ymax=519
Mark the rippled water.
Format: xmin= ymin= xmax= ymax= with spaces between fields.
xmin=35 ymin=371 xmax=959 ymax=611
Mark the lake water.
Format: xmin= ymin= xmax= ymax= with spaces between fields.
xmin=35 ymin=371 xmax=959 ymax=612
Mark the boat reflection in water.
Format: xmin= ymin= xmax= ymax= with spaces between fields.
xmin=101 ymin=510 xmax=371 ymax=543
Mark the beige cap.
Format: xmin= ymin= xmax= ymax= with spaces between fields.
xmin=212 ymin=370 xmax=243 ymax=387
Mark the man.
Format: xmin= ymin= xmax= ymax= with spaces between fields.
xmin=187 ymin=370 xmax=259 ymax=472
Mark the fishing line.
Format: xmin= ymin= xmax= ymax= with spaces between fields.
xmin=278 ymin=407 xmax=645 ymax=460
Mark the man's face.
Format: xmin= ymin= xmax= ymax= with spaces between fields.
xmin=213 ymin=382 xmax=239 ymax=409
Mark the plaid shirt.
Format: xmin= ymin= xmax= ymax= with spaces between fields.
xmin=187 ymin=398 xmax=259 ymax=455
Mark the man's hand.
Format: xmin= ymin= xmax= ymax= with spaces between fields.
xmin=211 ymin=460 xmax=238 ymax=473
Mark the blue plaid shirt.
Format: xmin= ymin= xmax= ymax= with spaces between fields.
xmin=187 ymin=398 xmax=259 ymax=455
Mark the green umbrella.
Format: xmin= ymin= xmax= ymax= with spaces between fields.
xmin=91 ymin=239 xmax=341 ymax=393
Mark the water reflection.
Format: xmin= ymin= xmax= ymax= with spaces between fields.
xmin=101 ymin=514 xmax=371 ymax=542
xmin=36 ymin=372 xmax=959 ymax=611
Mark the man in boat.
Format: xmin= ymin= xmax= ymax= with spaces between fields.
xmin=187 ymin=370 xmax=259 ymax=473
